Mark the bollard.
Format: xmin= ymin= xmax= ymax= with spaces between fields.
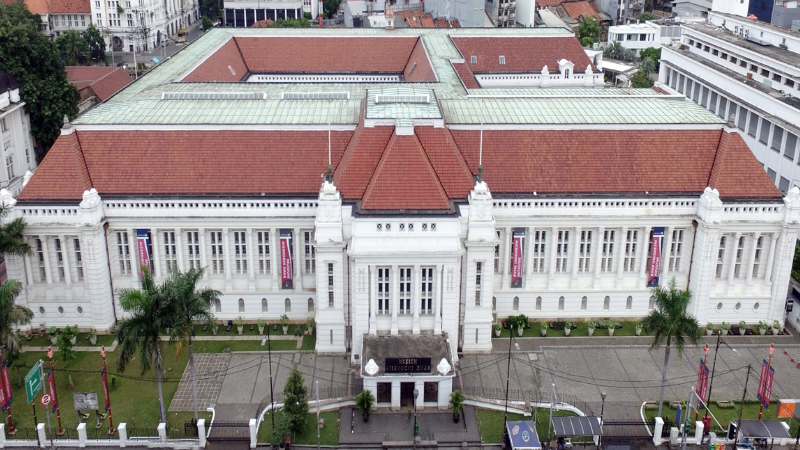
xmin=77 ymin=423 xmax=87 ymax=448
xmin=695 ymin=421 xmax=704 ymax=444
xmin=36 ymin=423 xmax=46 ymax=446
xmin=118 ymin=423 xmax=127 ymax=447
xmin=157 ymin=423 xmax=167 ymax=443
xmin=249 ymin=418 xmax=257 ymax=449
xmin=0 ymin=423 xmax=5 ymax=449
xmin=653 ymin=417 xmax=664 ymax=446
xmin=197 ymin=419 xmax=206 ymax=448
xmin=670 ymin=427 xmax=680 ymax=446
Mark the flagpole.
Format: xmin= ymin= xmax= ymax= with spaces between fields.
xmin=101 ymin=346 xmax=115 ymax=434
xmin=47 ymin=347 xmax=64 ymax=435
xmin=0 ymin=349 xmax=14 ymax=435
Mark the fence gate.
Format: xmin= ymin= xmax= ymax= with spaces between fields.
xmin=601 ymin=421 xmax=654 ymax=447
xmin=207 ymin=421 xmax=250 ymax=442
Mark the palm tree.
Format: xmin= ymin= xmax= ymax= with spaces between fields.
xmin=642 ymin=278 xmax=702 ymax=418
xmin=116 ymin=268 xmax=170 ymax=424
xmin=0 ymin=280 xmax=33 ymax=358
xmin=0 ymin=206 xmax=31 ymax=257
xmin=166 ymin=268 xmax=220 ymax=422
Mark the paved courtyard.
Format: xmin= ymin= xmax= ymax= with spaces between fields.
xmin=168 ymin=353 xmax=231 ymax=412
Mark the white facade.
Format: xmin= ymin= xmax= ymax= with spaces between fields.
xmin=607 ymin=22 xmax=676 ymax=54
xmin=92 ymin=0 xmax=199 ymax=52
xmin=0 ymin=83 xmax=36 ymax=198
xmin=659 ymin=12 xmax=800 ymax=197
xmin=223 ymin=0 xmax=319 ymax=27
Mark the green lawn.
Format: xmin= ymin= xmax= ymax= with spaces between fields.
xmin=476 ymin=408 xmax=578 ymax=444
xmin=202 ymin=323 xmax=312 ymax=338
xmin=24 ymin=333 xmax=117 ymax=348
xmin=6 ymin=344 xmax=208 ymax=437
xmin=643 ymin=401 xmax=799 ymax=436
xmin=194 ymin=340 xmax=299 ymax=353
xmin=494 ymin=321 xmax=647 ymax=339
xmin=257 ymin=411 xmax=339 ymax=445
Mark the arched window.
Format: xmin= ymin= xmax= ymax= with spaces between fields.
xmin=285 ymin=298 xmax=292 ymax=313
xmin=262 ymin=298 xmax=268 ymax=312
xmin=558 ymin=296 xmax=565 ymax=311
xmin=308 ymin=298 xmax=315 ymax=313
xmin=535 ymin=296 xmax=542 ymax=311
xmin=649 ymin=296 xmax=655 ymax=310
xmin=626 ymin=296 xmax=633 ymax=310
xmin=492 ymin=296 xmax=497 ymax=310
xmin=238 ymin=298 xmax=245 ymax=313
xmin=581 ymin=296 xmax=587 ymax=311
xmin=603 ymin=296 xmax=610 ymax=311
xmin=330 ymin=329 xmax=333 ymax=345
xmin=512 ymin=296 xmax=519 ymax=311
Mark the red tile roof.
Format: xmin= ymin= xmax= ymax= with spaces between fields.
xmin=449 ymin=129 xmax=779 ymax=199
xmin=420 ymin=15 xmax=435 ymax=27
xmin=451 ymin=36 xmax=595 ymax=73
xmin=65 ymin=66 xmax=131 ymax=102
xmin=451 ymin=61 xmax=480 ymax=89
xmin=182 ymin=38 xmax=247 ymax=82
xmin=415 ymin=127 xmax=474 ymax=199
xmin=362 ymin=132 xmax=450 ymax=210
xmin=536 ymin=0 xmax=563 ymax=6
xmin=334 ymin=125 xmax=395 ymax=199
xmin=434 ymin=17 xmax=448 ymax=27
xmin=561 ymin=0 xmax=601 ymax=20
xmin=404 ymin=38 xmax=436 ymax=82
xmin=18 ymin=131 xmax=91 ymax=201
xmin=449 ymin=19 xmax=461 ymax=27
xmin=50 ymin=0 xmax=90 ymax=14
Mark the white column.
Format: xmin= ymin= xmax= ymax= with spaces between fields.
xmin=502 ymin=227 xmax=511 ymax=288
xmin=271 ymin=228 xmax=279 ymax=290
xmin=391 ymin=265 xmax=398 ymax=335
xmin=415 ymin=380 xmax=425 ymax=411
xmin=413 ymin=264 xmax=421 ymax=335
xmin=151 ymin=228 xmax=161 ymax=279
xmin=369 ymin=264 xmax=377 ymax=335
xmin=764 ymin=232 xmax=778 ymax=288
xmin=199 ymin=228 xmax=208 ymax=281
xmin=41 ymin=236 xmax=53 ymax=285
xmin=175 ymin=228 xmax=184 ymax=272
xmin=434 ymin=264 xmax=443 ymax=335
xmin=661 ymin=227 xmax=672 ymax=281
xmin=570 ymin=226 xmax=581 ymax=288
xmin=128 ymin=228 xmax=140 ymax=285
xmin=727 ymin=232 xmax=740 ymax=287
xmin=24 ymin=253 xmax=33 ymax=286
xmin=59 ymin=235 xmax=71 ymax=286
xmin=593 ymin=226 xmax=604 ymax=288
xmin=639 ymin=225 xmax=652 ymax=286
xmin=524 ymin=227 xmax=535 ymax=289
xmin=616 ymin=226 xmax=627 ymax=287
xmin=391 ymin=380 xmax=400 ymax=411
xmin=247 ymin=228 xmax=255 ymax=291
xmin=294 ymin=228 xmax=303 ymax=290
xmin=547 ymin=226 xmax=557 ymax=289
xmin=745 ymin=233 xmax=759 ymax=293
xmin=223 ymin=228 xmax=232 ymax=287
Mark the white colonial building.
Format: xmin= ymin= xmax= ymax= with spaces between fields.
xmin=4 ymin=26 xmax=798 ymax=409
xmin=0 ymin=73 xmax=36 ymax=198
xmin=92 ymin=0 xmax=199 ymax=52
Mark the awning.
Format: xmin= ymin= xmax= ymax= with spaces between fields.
xmin=737 ymin=420 xmax=792 ymax=439
xmin=551 ymin=416 xmax=603 ymax=437
xmin=505 ymin=421 xmax=542 ymax=450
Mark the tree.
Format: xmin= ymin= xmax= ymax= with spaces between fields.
xmin=580 ymin=37 xmax=594 ymax=48
xmin=0 ymin=280 xmax=32 ymax=360
xmin=630 ymin=69 xmax=654 ymax=88
xmin=166 ymin=268 xmax=220 ymax=422
xmin=0 ymin=206 xmax=31 ymax=258
xmin=642 ymin=278 xmax=702 ymax=418
xmin=56 ymin=324 xmax=77 ymax=387
xmin=577 ymin=17 xmax=601 ymax=43
xmin=640 ymin=46 xmax=661 ymax=71
xmin=323 ymin=0 xmax=340 ymax=18
xmin=56 ymin=30 xmax=88 ymax=66
xmin=641 ymin=57 xmax=656 ymax=76
xmin=83 ymin=23 xmax=106 ymax=64
xmin=639 ymin=11 xmax=655 ymax=22
xmin=116 ymin=268 xmax=170 ymax=423
xmin=283 ymin=365 xmax=309 ymax=434
xmin=0 ymin=3 xmax=79 ymax=157
xmin=201 ymin=16 xmax=212 ymax=31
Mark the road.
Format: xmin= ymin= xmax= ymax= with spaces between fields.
xmin=107 ymin=21 xmax=205 ymax=66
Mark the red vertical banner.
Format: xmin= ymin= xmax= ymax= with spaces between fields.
xmin=101 ymin=368 xmax=110 ymax=411
xmin=757 ymin=361 xmax=775 ymax=409
xmin=280 ymin=230 xmax=293 ymax=290
xmin=510 ymin=229 xmax=524 ymax=288
xmin=2 ymin=362 xmax=12 ymax=404
xmin=0 ymin=374 xmax=6 ymax=412
xmin=757 ymin=359 xmax=768 ymax=403
xmin=136 ymin=229 xmax=151 ymax=276
xmin=647 ymin=227 xmax=665 ymax=287
xmin=47 ymin=370 xmax=58 ymax=413
xmin=695 ymin=359 xmax=709 ymax=403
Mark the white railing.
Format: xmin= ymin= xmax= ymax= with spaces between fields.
xmin=103 ymin=199 xmax=320 ymax=218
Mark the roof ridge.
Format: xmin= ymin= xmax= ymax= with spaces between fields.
xmin=231 ymin=36 xmax=251 ymax=77
xmin=361 ymin=131 xmax=398 ymax=205
xmin=411 ymin=131 xmax=451 ymax=199
xmin=333 ymin=98 xmax=367 ymax=183
xmin=72 ymin=131 xmax=94 ymax=190
xmin=707 ymin=129 xmax=728 ymax=189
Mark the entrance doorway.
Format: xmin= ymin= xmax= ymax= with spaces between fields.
xmin=400 ymin=382 xmax=415 ymax=408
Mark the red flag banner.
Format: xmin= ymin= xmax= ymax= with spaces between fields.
xmin=696 ymin=359 xmax=709 ymax=403
xmin=647 ymin=227 xmax=665 ymax=287
xmin=47 ymin=369 xmax=58 ymax=413
xmin=101 ymin=368 xmax=110 ymax=411
xmin=136 ymin=229 xmax=151 ymax=276
xmin=280 ymin=230 xmax=293 ymax=290
xmin=510 ymin=229 xmax=524 ymax=288
xmin=0 ymin=374 xmax=6 ymax=412
xmin=2 ymin=362 xmax=12 ymax=405
xmin=757 ymin=359 xmax=775 ymax=409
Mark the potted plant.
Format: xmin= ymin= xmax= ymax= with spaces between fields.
xmin=564 ymin=321 xmax=572 ymax=337
xmin=721 ymin=321 xmax=730 ymax=335
xmin=772 ymin=320 xmax=781 ymax=335
xmin=635 ymin=322 xmax=643 ymax=336
xmin=256 ymin=319 xmax=264 ymax=335
xmin=306 ymin=318 xmax=315 ymax=335
xmin=607 ymin=321 xmax=615 ymax=337
xmin=449 ymin=389 xmax=466 ymax=423
xmin=49 ymin=326 xmax=58 ymax=345
xmin=706 ymin=322 xmax=714 ymax=336
xmin=68 ymin=325 xmax=78 ymax=345
xmin=517 ymin=314 xmax=528 ymax=337
xmin=758 ymin=321 xmax=767 ymax=336
xmin=738 ymin=320 xmax=747 ymax=335
xmin=540 ymin=321 xmax=548 ymax=337
xmin=89 ymin=328 xmax=97 ymax=345
xmin=588 ymin=322 xmax=595 ymax=336
xmin=355 ymin=389 xmax=374 ymax=423
xmin=236 ymin=316 xmax=244 ymax=335
xmin=494 ymin=324 xmax=502 ymax=337
xmin=280 ymin=314 xmax=289 ymax=335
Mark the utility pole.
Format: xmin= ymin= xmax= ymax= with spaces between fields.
xmin=39 ymin=360 xmax=53 ymax=450
xmin=316 ymin=380 xmax=320 ymax=450
xmin=267 ymin=321 xmax=275 ymax=430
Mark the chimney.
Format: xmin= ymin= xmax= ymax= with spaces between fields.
xmin=386 ymin=3 xmax=395 ymax=29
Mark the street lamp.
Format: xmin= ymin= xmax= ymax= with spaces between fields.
xmin=599 ymin=391 xmax=607 ymax=450
xmin=703 ymin=332 xmax=740 ymax=431
xmin=413 ymin=388 xmax=419 ymax=437
xmin=733 ymin=364 xmax=753 ymax=449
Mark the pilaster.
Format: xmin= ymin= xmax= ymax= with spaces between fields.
xmin=463 ymin=181 xmax=495 ymax=354
xmin=79 ymin=189 xmax=115 ymax=331
xmin=688 ymin=187 xmax=723 ymax=322
xmin=314 ymin=181 xmax=346 ymax=354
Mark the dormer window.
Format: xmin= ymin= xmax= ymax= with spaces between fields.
xmin=499 ymin=55 xmax=505 ymax=65
xmin=470 ymin=55 xmax=477 ymax=64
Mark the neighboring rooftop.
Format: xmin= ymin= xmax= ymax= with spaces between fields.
xmin=65 ymin=66 xmax=132 ymax=102
xmin=14 ymin=0 xmax=90 ymax=14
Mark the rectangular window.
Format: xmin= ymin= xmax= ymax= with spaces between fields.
xmin=5 ymin=156 xmax=13 ymax=180
xmin=733 ymin=236 xmax=745 ymax=278
xmin=701 ymin=87 xmax=709 ymax=107
xmin=328 ymin=263 xmax=334 ymax=307
xmin=377 ymin=267 xmax=390 ymax=314
xmin=81 ymin=15 xmax=85 ymax=26
xmin=233 ymin=231 xmax=247 ymax=274
xmin=399 ymin=267 xmax=411 ymax=314
xmin=717 ymin=97 xmax=728 ymax=119
xmin=209 ymin=231 xmax=224 ymax=274
xmin=73 ymin=238 xmax=83 ymax=281
xmin=772 ymin=125 xmax=784 ymax=152
xmin=163 ymin=231 xmax=177 ymax=272
xmin=36 ymin=238 xmax=46 ymax=282
xmin=475 ymin=262 xmax=482 ymax=306
xmin=533 ymin=230 xmax=546 ymax=272
xmin=729 ymin=102 xmax=738 ymax=123
xmin=669 ymin=229 xmax=684 ymax=272
xmin=692 ymin=81 xmax=701 ymax=103
xmin=623 ymin=229 xmax=638 ymax=272
xmin=786 ymin=79 xmax=796 ymax=88
xmin=25 ymin=147 xmax=30 ymax=165
xmin=601 ymin=229 xmax=615 ymax=272
xmin=555 ymin=230 xmax=569 ymax=272
xmin=116 ymin=231 xmax=131 ymax=275
xmin=709 ymin=92 xmax=718 ymax=114
xmin=0 ymin=118 xmax=6 ymax=133
xmin=54 ymin=238 xmax=65 ymax=281
xmin=752 ymin=236 xmax=764 ymax=278
xmin=578 ymin=230 xmax=592 ymax=272
xmin=494 ymin=230 xmax=501 ymax=273
xmin=759 ymin=118 xmax=771 ymax=144
xmin=421 ymin=267 xmax=433 ymax=314
xmin=257 ymin=231 xmax=270 ymax=274
xmin=716 ymin=236 xmax=727 ymax=278
xmin=738 ymin=108 xmax=748 ymax=130
xmin=780 ymin=176 xmax=790 ymax=193
xmin=303 ymin=230 xmax=315 ymax=274
xmin=748 ymin=113 xmax=759 ymax=137
xmin=768 ymin=167 xmax=777 ymax=182
xmin=786 ymin=132 xmax=798 ymax=162
xmin=186 ymin=231 xmax=200 ymax=270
